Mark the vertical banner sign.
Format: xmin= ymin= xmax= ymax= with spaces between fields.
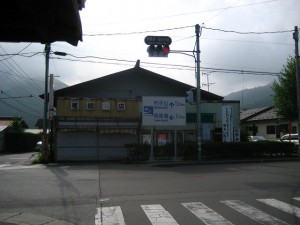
xmin=142 ymin=96 xmax=186 ymax=126
xmin=222 ymin=105 xmax=233 ymax=142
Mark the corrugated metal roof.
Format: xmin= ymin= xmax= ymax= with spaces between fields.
xmin=0 ymin=125 xmax=8 ymax=132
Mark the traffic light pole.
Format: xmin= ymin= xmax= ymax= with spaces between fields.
xmin=144 ymin=24 xmax=202 ymax=160
xmin=195 ymin=24 xmax=202 ymax=160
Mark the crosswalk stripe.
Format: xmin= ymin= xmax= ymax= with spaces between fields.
xmin=182 ymin=202 xmax=234 ymax=225
xmin=95 ymin=206 xmax=126 ymax=225
xmin=257 ymin=198 xmax=300 ymax=218
xmin=141 ymin=204 xmax=179 ymax=225
xmin=222 ymin=200 xmax=288 ymax=225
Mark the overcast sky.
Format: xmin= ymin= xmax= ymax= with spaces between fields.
xmin=0 ymin=0 xmax=299 ymax=96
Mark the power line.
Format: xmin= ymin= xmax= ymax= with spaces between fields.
xmin=0 ymin=94 xmax=33 ymax=100
xmin=83 ymin=25 xmax=194 ymax=36
xmin=0 ymin=43 xmax=33 ymax=62
xmin=202 ymin=26 xmax=293 ymax=35
xmin=50 ymin=54 xmax=279 ymax=76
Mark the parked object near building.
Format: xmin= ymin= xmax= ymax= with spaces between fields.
xmin=248 ymin=135 xmax=267 ymax=142
xmin=280 ymin=134 xmax=299 ymax=145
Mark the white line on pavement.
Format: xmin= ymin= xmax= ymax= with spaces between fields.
xmin=141 ymin=204 xmax=179 ymax=225
xmin=258 ymin=198 xmax=300 ymax=218
xmin=182 ymin=202 xmax=234 ymax=225
xmin=95 ymin=206 xmax=126 ymax=225
xmin=222 ymin=200 xmax=289 ymax=225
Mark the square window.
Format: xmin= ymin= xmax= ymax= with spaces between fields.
xmin=117 ymin=102 xmax=125 ymax=111
xmin=86 ymin=102 xmax=95 ymax=110
xmin=71 ymin=101 xmax=79 ymax=110
xmin=102 ymin=101 xmax=110 ymax=111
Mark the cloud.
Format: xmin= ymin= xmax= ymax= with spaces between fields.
xmin=1 ymin=0 xmax=299 ymax=98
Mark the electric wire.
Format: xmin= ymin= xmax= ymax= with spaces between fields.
xmin=50 ymin=55 xmax=279 ymax=76
xmin=202 ymin=26 xmax=294 ymax=35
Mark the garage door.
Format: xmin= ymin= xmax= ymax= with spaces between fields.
xmin=57 ymin=131 xmax=98 ymax=161
xmin=98 ymin=133 xmax=137 ymax=160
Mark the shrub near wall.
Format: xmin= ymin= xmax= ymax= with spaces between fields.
xmin=125 ymin=143 xmax=150 ymax=161
xmin=196 ymin=141 xmax=297 ymax=159
xmin=4 ymin=132 xmax=41 ymax=153
xmin=125 ymin=141 xmax=298 ymax=161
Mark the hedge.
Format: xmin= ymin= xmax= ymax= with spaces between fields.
xmin=4 ymin=132 xmax=41 ymax=153
xmin=124 ymin=141 xmax=298 ymax=161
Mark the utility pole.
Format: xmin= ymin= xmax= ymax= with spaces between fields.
xmin=202 ymin=72 xmax=216 ymax=92
xmin=195 ymin=24 xmax=202 ymax=160
xmin=293 ymin=26 xmax=300 ymax=145
xmin=43 ymin=43 xmax=51 ymax=162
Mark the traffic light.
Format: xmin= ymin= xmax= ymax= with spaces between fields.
xmin=186 ymin=90 xmax=194 ymax=103
xmin=147 ymin=44 xmax=170 ymax=57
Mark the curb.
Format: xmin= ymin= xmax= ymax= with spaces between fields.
xmin=0 ymin=213 xmax=76 ymax=225
xmin=147 ymin=157 xmax=300 ymax=167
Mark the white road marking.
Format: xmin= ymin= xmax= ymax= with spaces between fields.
xmin=0 ymin=163 xmax=11 ymax=168
xmin=141 ymin=204 xmax=179 ymax=225
xmin=293 ymin=197 xmax=300 ymax=201
xmin=182 ymin=202 xmax=234 ymax=225
xmin=0 ymin=164 xmax=44 ymax=170
xmin=95 ymin=206 xmax=126 ymax=225
xmin=258 ymin=198 xmax=300 ymax=218
xmin=222 ymin=200 xmax=289 ymax=225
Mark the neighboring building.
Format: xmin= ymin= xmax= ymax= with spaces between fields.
xmin=0 ymin=116 xmax=28 ymax=152
xmin=50 ymin=61 xmax=240 ymax=161
xmin=241 ymin=106 xmax=298 ymax=140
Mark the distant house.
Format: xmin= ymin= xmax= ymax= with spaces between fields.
xmin=0 ymin=116 xmax=28 ymax=152
xmin=49 ymin=61 xmax=240 ymax=161
xmin=241 ymin=106 xmax=298 ymax=140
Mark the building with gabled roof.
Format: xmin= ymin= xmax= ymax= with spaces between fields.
xmin=0 ymin=117 xmax=28 ymax=152
xmin=49 ymin=61 xmax=240 ymax=161
xmin=241 ymin=106 xmax=298 ymax=140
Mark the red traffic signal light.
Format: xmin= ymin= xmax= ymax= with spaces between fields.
xmin=147 ymin=44 xmax=170 ymax=57
xmin=162 ymin=45 xmax=170 ymax=55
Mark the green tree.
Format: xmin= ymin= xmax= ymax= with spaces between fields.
xmin=272 ymin=57 xmax=297 ymax=133
xmin=9 ymin=117 xmax=24 ymax=132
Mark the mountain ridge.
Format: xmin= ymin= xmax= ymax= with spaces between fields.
xmin=0 ymin=79 xmax=68 ymax=128
xmin=224 ymin=83 xmax=274 ymax=110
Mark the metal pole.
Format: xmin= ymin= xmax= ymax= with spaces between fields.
xmin=293 ymin=27 xmax=300 ymax=146
xmin=43 ymin=43 xmax=51 ymax=161
xmin=150 ymin=127 xmax=154 ymax=161
xmin=195 ymin=24 xmax=202 ymax=160
xmin=174 ymin=128 xmax=177 ymax=160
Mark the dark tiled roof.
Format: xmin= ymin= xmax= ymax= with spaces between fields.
xmin=241 ymin=106 xmax=278 ymax=122
xmin=50 ymin=63 xmax=224 ymax=101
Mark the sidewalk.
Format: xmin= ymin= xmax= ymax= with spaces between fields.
xmin=0 ymin=213 xmax=76 ymax=225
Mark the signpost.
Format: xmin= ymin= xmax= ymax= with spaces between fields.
xmin=145 ymin=36 xmax=172 ymax=57
xmin=142 ymin=96 xmax=186 ymax=161
xmin=142 ymin=96 xmax=186 ymax=126
xmin=144 ymin=36 xmax=172 ymax=45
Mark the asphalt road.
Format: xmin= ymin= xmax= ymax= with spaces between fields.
xmin=0 ymin=153 xmax=300 ymax=225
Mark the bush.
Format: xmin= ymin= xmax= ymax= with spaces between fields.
xmin=124 ymin=141 xmax=298 ymax=161
xmin=125 ymin=143 xmax=150 ymax=161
